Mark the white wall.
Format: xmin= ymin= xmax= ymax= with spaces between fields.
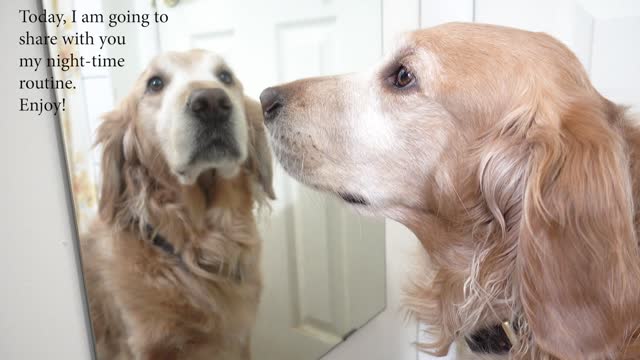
xmin=0 ymin=1 xmax=93 ymax=359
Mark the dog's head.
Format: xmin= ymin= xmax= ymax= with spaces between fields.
xmin=261 ymin=23 xmax=640 ymax=358
xmin=259 ymin=32 xmax=456 ymax=212
xmin=97 ymin=50 xmax=274 ymax=222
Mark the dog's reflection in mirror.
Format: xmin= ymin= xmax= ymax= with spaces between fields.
xmin=81 ymin=50 xmax=274 ymax=360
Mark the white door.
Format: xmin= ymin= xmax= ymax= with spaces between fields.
xmin=419 ymin=0 xmax=640 ymax=110
xmin=155 ymin=1 xmax=386 ymax=359
xmin=417 ymin=0 xmax=640 ymax=358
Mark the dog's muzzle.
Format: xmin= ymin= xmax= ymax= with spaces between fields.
xmin=186 ymin=87 xmax=241 ymax=162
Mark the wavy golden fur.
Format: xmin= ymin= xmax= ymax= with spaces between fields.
xmin=261 ymin=23 xmax=640 ymax=359
xmin=81 ymin=50 xmax=273 ymax=360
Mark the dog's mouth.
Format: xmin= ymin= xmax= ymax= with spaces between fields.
xmin=173 ymin=132 xmax=246 ymax=185
xmin=338 ymin=192 xmax=369 ymax=206
xmin=267 ymin=128 xmax=371 ymax=207
xmin=192 ymin=136 xmax=241 ymax=162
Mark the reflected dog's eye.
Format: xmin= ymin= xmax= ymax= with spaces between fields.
xmin=147 ymin=76 xmax=164 ymax=92
xmin=217 ymin=70 xmax=233 ymax=85
xmin=392 ymin=65 xmax=415 ymax=89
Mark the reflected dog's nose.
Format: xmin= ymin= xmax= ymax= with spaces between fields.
xmin=188 ymin=88 xmax=232 ymax=123
xmin=259 ymin=87 xmax=284 ymax=123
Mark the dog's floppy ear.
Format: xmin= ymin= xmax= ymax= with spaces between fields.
xmin=95 ymin=100 xmax=136 ymax=223
xmin=518 ymin=98 xmax=640 ymax=358
xmin=244 ymin=96 xmax=275 ymax=200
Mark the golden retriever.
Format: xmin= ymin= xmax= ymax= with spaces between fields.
xmin=81 ymin=49 xmax=274 ymax=360
xmin=259 ymin=22 xmax=640 ymax=359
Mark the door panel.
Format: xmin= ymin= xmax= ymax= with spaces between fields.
xmin=420 ymin=0 xmax=474 ymax=26
xmin=589 ymin=16 xmax=640 ymax=108
xmin=475 ymin=0 xmax=640 ymax=109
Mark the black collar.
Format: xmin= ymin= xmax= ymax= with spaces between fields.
xmin=142 ymin=222 xmax=244 ymax=283
xmin=145 ymin=224 xmax=176 ymax=255
xmin=466 ymin=321 xmax=518 ymax=355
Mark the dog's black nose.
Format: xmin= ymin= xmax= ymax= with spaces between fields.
xmin=259 ymin=87 xmax=284 ymax=123
xmin=188 ymin=88 xmax=232 ymax=122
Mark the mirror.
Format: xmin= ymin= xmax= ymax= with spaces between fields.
xmin=44 ymin=0 xmax=385 ymax=359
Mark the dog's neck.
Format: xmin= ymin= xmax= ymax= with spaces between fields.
xmin=122 ymin=157 xmax=253 ymax=228
xmin=387 ymin=143 xmax=527 ymax=353
xmin=114 ymin=158 xmax=258 ymax=283
xmin=395 ymin=113 xmax=640 ymax=357
xmin=139 ymin=220 xmax=245 ymax=283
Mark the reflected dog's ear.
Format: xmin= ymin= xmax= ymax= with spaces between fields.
xmin=244 ymin=96 xmax=276 ymax=200
xmin=95 ymin=99 xmax=137 ymax=223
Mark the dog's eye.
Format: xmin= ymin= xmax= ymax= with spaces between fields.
xmin=393 ymin=65 xmax=415 ymax=88
xmin=147 ymin=76 xmax=164 ymax=92
xmin=217 ymin=70 xmax=233 ymax=85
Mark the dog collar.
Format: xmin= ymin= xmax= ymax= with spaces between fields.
xmin=145 ymin=223 xmax=176 ymax=255
xmin=142 ymin=223 xmax=244 ymax=283
xmin=465 ymin=321 xmax=518 ymax=354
